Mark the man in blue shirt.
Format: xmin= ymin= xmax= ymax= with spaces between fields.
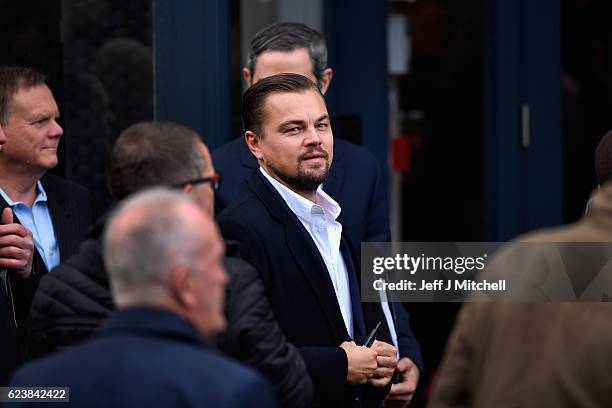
xmin=0 ymin=66 xmax=93 ymax=380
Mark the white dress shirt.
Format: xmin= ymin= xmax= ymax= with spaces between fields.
xmin=260 ymin=167 xmax=354 ymax=338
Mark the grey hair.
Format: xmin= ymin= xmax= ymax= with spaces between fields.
xmin=247 ymin=22 xmax=328 ymax=88
xmin=103 ymin=188 xmax=204 ymax=305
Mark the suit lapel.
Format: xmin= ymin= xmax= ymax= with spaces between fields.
xmin=42 ymin=176 xmax=70 ymax=263
xmin=248 ymin=170 xmax=350 ymax=341
xmin=285 ymin=222 xmax=350 ymax=340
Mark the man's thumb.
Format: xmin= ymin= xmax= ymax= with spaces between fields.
xmin=1 ymin=207 xmax=13 ymax=225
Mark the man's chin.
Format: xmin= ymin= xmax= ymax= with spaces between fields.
xmin=38 ymin=159 xmax=58 ymax=172
xmin=299 ymin=161 xmax=329 ymax=177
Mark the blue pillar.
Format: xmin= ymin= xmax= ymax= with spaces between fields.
xmin=484 ymin=0 xmax=560 ymax=240
xmin=154 ymin=0 xmax=231 ymax=149
xmin=324 ymin=0 xmax=389 ymax=185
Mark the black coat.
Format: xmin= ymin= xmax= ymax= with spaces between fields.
xmin=0 ymin=174 xmax=93 ymax=384
xmin=218 ymin=169 xmax=393 ymax=408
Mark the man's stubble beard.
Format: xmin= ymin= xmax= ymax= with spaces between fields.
xmin=267 ymin=153 xmax=330 ymax=195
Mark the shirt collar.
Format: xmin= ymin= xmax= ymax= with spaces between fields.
xmin=0 ymin=180 xmax=48 ymax=207
xmin=259 ymin=167 xmax=341 ymax=222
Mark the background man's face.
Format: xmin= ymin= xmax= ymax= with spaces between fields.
xmin=256 ymin=89 xmax=333 ymax=194
xmin=248 ymin=48 xmax=318 ymax=85
xmin=189 ymin=142 xmax=216 ymax=216
xmin=2 ymin=84 xmax=63 ymax=172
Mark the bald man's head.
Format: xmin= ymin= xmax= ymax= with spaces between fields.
xmin=103 ymin=188 xmax=227 ymax=335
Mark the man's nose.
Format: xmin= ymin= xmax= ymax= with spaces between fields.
xmin=0 ymin=125 xmax=6 ymax=145
xmin=49 ymin=119 xmax=63 ymax=138
xmin=303 ymin=126 xmax=323 ymax=146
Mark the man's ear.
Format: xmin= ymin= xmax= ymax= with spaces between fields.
xmin=242 ymin=68 xmax=253 ymax=87
xmin=182 ymin=184 xmax=193 ymax=194
xmin=320 ymin=67 xmax=333 ymax=95
xmin=171 ymin=267 xmax=195 ymax=308
xmin=245 ymin=131 xmax=263 ymax=162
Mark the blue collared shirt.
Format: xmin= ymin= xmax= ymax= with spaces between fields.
xmin=0 ymin=181 xmax=60 ymax=271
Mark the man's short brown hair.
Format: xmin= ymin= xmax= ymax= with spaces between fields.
xmin=242 ymin=73 xmax=323 ymax=138
xmin=0 ymin=66 xmax=47 ymax=124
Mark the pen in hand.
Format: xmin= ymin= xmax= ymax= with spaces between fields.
xmin=364 ymin=321 xmax=382 ymax=347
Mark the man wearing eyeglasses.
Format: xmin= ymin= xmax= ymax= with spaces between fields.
xmin=27 ymin=122 xmax=312 ymax=406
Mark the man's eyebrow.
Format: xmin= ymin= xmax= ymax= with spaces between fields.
xmin=27 ymin=110 xmax=59 ymax=121
xmin=315 ymin=114 xmax=330 ymax=123
xmin=278 ymin=119 xmax=307 ymax=129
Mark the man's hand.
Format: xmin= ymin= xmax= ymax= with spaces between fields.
xmin=367 ymin=340 xmax=398 ymax=387
xmin=0 ymin=207 xmax=34 ymax=278
xmin=383 ymin=357 xmax=420 ymax=407
xmin=340 ymin=341 xmax=378 ymax=385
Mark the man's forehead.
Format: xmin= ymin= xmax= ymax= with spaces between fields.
xmin=254 ymin=48 xmax=315 ymax=81
xmin=11 ymin=85 xmax=58 ymax=116
xmin=263 ymin=90 xmax=328 ymax=121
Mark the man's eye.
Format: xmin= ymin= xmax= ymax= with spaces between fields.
xmin=286 ymin=127 xmax=300 ymax=134
xmin=316 ymin=123 xmax=329 ymax=129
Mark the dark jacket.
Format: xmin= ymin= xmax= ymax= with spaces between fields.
xmin=28 ymin=238 xmax=112 ymax=357
xmin=213 ymin=137 xmax=422 ymax=371
xmin=218 ymin=169 xmax=393 ymax=408
xmin=29 ymin=222 xmax=312 ymax=407
xmin=10 ymin=307 xmax=276 ymax=408
xmin=0 ymin=174 xmax=93 ymax=384
xmin=217 ymin=254 xmax=313 ymax=407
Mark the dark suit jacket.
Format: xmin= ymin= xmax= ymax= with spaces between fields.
xmin=9 ymin=307 xmax=276 ymax=408
xmin=218 ymin=170 xmax=393 ymax=407
xmin=0 ymin=173 xmax=92 ymax=383
xmin=213 ymin=137 xmax=422 ymax=370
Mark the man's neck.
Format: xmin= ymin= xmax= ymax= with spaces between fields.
xmin=0 ymin=167 xmax=43 ymax=208
xmin=260 ymin=166 xmax=318 ymax=203
xmin=300 ymin=190 xmax=317 ymax=203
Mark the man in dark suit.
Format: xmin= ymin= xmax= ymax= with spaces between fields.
xmin=219 ymin=73 xmax=400 ymax=407
xmin=214 ymin=23 xmax=390 ymax=249
xmin=214 ymin=23 xmax=422 ymax=406
xmin=9 ymin=189 xmax=276 ymax=408
xmin=0 ymin=66 xmax=92 ymax=383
